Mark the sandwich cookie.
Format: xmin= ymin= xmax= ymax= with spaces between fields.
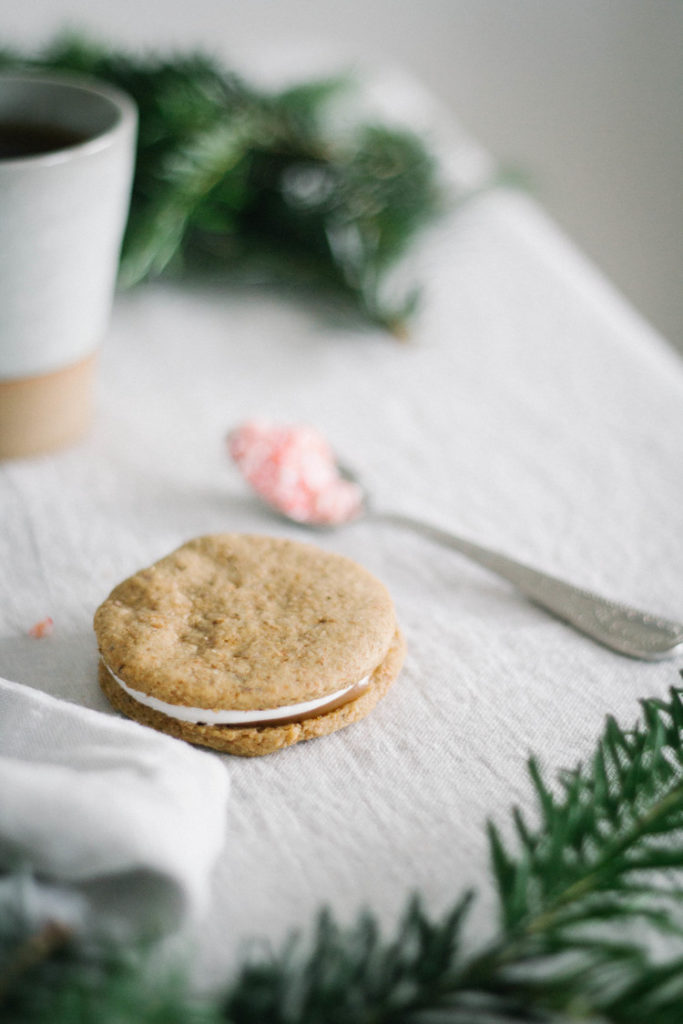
xmin=94 ymin=534 xmax=405 ymax=756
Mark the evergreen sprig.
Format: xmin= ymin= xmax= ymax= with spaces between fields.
xmin=0 ymin=35 xmax=446 ymax=333
xmin=4 ymin=685 xmax=683 ymax=1022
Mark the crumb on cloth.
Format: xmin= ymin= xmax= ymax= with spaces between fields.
xmin=29 ymin=617 xmax=54 ymax=638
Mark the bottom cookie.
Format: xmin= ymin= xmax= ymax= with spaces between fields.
xmin=99 ymin=629 xmax=406 ymax=757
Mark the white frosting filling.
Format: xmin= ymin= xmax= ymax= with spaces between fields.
xmin=103 ymin=660 xmax=370 ymax=726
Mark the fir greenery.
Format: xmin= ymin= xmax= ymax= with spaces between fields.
xmin=3 ymin=684 xmax=683 ymax=1022
xmin=0 ymin=36 xmax=447 ymax=333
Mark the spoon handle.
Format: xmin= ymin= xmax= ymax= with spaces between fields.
xmin=375 ymin=511 xmax=683 ymax=660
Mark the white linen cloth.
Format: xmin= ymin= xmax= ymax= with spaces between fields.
xmin=2 ymin=187 xmax=681 ymax=987
xmin=0 ymin=675 xmax=230 ymax=941
xmin=0 ymin=63 xmax=682 ymax=985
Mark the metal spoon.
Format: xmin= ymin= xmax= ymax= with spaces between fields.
xmin=364 ymin=505 xmax=683 ymax=661
xmin=252 ymin=458 xmax=683 ymax=661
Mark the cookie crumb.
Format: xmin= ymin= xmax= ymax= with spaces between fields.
xmin=29 ymin=616 xmax=54 ymax=638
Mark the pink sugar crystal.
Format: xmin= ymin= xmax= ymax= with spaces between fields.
xmin=29 ymin=616 xmax=54 ymax=638
xmin=228 ymin=420 xmax=363 ymax=526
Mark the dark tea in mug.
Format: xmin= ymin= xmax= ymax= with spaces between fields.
xmin=0 ymin=121 xmax=87 ymax=159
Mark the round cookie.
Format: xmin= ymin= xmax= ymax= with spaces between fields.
xmin=94 ymin=534 xmax=405 ymax=756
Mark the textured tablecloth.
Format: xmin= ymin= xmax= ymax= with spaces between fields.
xmin=2 ymin=158 xmax=683 ymax=984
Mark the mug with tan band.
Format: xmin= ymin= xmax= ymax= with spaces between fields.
xmin=0 ymin=72 xmax=137 ymax=458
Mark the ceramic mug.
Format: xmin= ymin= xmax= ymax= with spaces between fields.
xmin=0 ymin=72 xmax=137 ymax=458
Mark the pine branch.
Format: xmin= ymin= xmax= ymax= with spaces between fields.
xmin=0 ymin=34 xmax=445 ymax=333
xmin=0 ymin=927 xmax=216 ymax=1024
xmin=458 ymin=689 xmax=683 ymax=1020
xmin=222 ymin=894 xmax=475 ymax=1024
xmin=217 ymin=687 xmax=683 ymax=1023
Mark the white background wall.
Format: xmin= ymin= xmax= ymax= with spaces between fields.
xmin=6 ymin=1 xmax=682 ymax=351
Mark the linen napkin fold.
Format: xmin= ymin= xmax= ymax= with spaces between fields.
xmin=0 ymin=675 xmax=230 ymax=941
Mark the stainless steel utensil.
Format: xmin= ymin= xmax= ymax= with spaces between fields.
xmin=240 ymin=450 xmax=683 ymax=660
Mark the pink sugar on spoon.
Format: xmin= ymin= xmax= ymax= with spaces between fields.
xmin=227 ymin=420 xmax=363 ymax=527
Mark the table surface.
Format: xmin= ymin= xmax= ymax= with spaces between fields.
xmin=2 ymin=80 xmax=683 ymax=985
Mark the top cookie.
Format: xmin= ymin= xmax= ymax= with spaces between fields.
xmin=94 ymin=534 xmax=397 ymax=711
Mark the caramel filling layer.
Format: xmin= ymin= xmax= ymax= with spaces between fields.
xmin=103 ymin=660 xmax=372 ymax=728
